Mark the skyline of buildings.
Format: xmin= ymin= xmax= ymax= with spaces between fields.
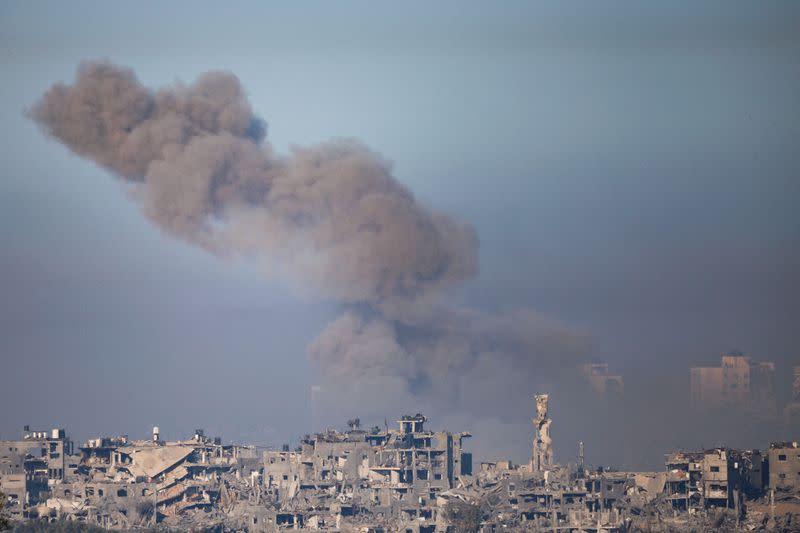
xmin=2 ymin=400 xmax=799 ymax=531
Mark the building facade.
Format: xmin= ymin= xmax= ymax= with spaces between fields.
xmin=690 ymin=351 xmax=776 ymax=415
xmin=768 ymin=442 xmax=800 ymax=493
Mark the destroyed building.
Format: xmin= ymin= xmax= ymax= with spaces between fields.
xmin=2 ymin=396 xmax=799 ymax=532
xmin=1 ymin=415 xmax=473 ymax=532
xmin=0 ymin=426 xmax=75 ymax=521
xmin=663 ymin=448 xmax=759 ymax=511
xmin=530 ymin=394 xmax=553 ymax=474
xmin=259 ymin=413 xmax=472 ymax=531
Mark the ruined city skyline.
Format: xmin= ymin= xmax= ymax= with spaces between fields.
xmin=4 ymin=351 xmax=799 ymax=472
xmin=3 ymin=398 xmax=800 ymax=531
xmin=2 ymin=1 xmax=799 ymax=479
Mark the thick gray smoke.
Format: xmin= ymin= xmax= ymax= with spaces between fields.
xmin=30 ymin=61 xmax=588 ymax=409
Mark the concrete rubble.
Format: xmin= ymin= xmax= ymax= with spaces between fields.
xmin=3 ymin=399 xmax=800 ymax=532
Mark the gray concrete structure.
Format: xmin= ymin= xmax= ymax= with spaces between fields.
xmin=768 ymin=442 xmax=800 ymax=493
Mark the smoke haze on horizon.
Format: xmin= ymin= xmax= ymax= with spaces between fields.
xmin=2 ymin=2 xmax=798 ymax=469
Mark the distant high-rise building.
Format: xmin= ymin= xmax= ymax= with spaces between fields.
xmin=581 ymin=359 xmax=624 ymax=396
xmin=690 ymin=366 xmax=724 ymax=409
xmin=793 ymin=366 xmax=800 ymax=402
xmin=782 ymin=366 xmax=800 ymax=429
xmin=690 ymin=351 xmax=776 ymax=415
xmin=750 ymin=360 xmax=776 ymax=410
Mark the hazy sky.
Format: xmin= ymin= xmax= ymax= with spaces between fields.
xmin=1 ymin=2 xmax=798 ymax=468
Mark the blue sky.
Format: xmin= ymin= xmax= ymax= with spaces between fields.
xmin=1 ymin=2 xmax=798 ymax=466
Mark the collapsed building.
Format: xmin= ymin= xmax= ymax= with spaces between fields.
xmin=2 ymin=398 xmax=799 ymax=532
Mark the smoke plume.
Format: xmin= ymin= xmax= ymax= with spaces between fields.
xmin=30 ymin=61 xmax=588 ymax=410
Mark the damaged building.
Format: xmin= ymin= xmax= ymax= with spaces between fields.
xmin=1 ymin=416 xmax=473 ymax=532
xmin=257 ymin=413 xmax=472 ymax=532
xmin=0 ymin=426 xmax=75 ymax=521
xmin=2 ymin=397 xmax=799 ymax=532
xmin=663 ymin=448 xmax=758 ymax=511
xmin=768 ymin=442 xmax=800 ymax=494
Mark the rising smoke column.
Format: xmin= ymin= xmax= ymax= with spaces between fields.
xmin=29 ymin=61 xmax=588 ymax=404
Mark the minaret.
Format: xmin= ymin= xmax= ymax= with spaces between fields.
xmin=530 ymin=394 xmax=553 ymax=473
